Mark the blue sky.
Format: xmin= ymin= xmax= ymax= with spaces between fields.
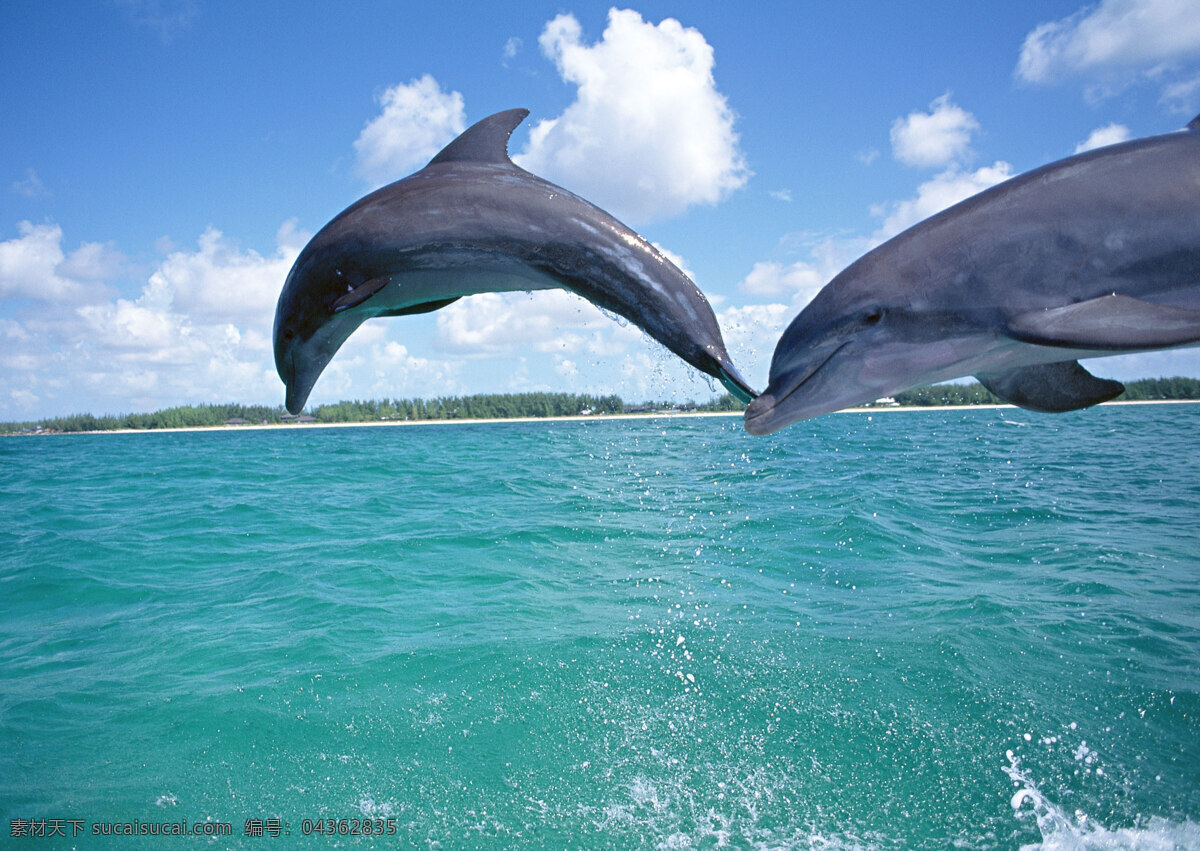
xmin=3 ymin=0 xmax=1200 ymax=419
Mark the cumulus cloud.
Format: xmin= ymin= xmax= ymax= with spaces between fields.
xmin=354 ymin=74 xmax=466 ymax=186
xmin=146 ymin=222 xmax=302 ymax=326
xmin=1074 ymin=122 xmax=1132 ymax=152
xmin=515 ymin=8 xmax=750 ymax=223
xmin=871 ymin=162 xmax=1014 ymax=240
xmin=727 ymin=233 xmax=871 ymax=387
xmin=1017 ymin=0 xmax=1200 ymax=104
xmin=0 ymin=222 xmax=120 ymax=302
xmin=740 ymin=261 xmax=827 ymax=302
xmin=433 ymin=290 xmax=619 ymax=356
xmin=890 ymin=94 xmax=980 ymax=168
xmin=344 ymin=337 xmax=461 ymax=402
xmin=1018 ymin=0 xmax=1200 ymax=82
xmin=0 ymin=220 xmax=308 ymax=419
xmin=65 ymin=222 xmax=302 ymax=376
xmin=425 ymin=285 xmax=736 ymax=400
xmin=738 ymin=235 xmax=864 ymax=302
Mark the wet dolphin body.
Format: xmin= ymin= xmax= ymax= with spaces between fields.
xmin=274 ymin=108 xmax=755 ymax=414
xmin=745 ymin=114 xmax=1200 ymax=435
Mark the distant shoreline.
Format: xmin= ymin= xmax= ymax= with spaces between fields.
xmin=7 ymin=398 xmax=1198 ymax=437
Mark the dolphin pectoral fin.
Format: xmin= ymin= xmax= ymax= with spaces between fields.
xmin=976 ymin=362 xmax=1124 ymax=413
xmin=1008 ymin=294 xmax=1200 ymax=350
xmin=331 ymin=277 xmax=391 ymax=313
xmin=376 ymin=296 xmax=462 ymax=317
xmin=717 ymin=365 xmax=758 ymax=404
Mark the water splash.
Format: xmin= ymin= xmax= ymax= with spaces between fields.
xmin=1003 ymin=752 xmax=1199 ymax=850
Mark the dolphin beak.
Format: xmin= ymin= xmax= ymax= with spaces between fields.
xmin=284 ymin=354 xmax=312 ymax=415
xmin=279 ymin=335 xmax=323 ymax=415
xmin=275 ymin=310 xmax=367 ymax=415
xmin=743 ymin=340 xmax=848 ymax=435
xmin=743 ymin=392 xmax=783 ymax=435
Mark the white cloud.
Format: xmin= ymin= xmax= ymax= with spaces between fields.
xmin=1161 ymin=73 xmax=1200 ymax=111
xmin=58 ymin=240 xmax=125 ymax=282
xmin=0 ymin=220 xmax=307 ymax=419
xmin=890 ymin=94 xmax=980 ymax=168
xmin=433 ymin=290 xmax=617 ymax=356
xmin=769 ymin=189 xmax=793 ymax=202
xmin=871 ymin=162 xmax=1014 ymax=240
xmin=0 ymin=222 xmax=116 ymax=302
xmin=145 ymin=223 xmax=301 ymax=327
xmin=77 ymin=295 xmax=218 ymax=363
xmin=423 ymin=285 xmax=735 ymax=401
xmin=353 ymin=74 xmax=466 ymax=186
xmin=738 ymin=234 xmax=864 ymax=300
xmin=356 ymin=339 xmax=461 ymax=401
xmin=515 ymin=8 xmax=749 ymax=223
xmin=12 ymin=168 xmax=48 ymax=198
xmin=1017 ymin=0 xmax=1200 ymax=102
xmin=740 ymin=261 xmax=825 ymax=302
xmin=1074 ymin=122 xmax=1132 ymax=152
xmin=503 ymin=36 xmax=522 ymax=64
xmin=728 ymin=237 xmax=858 ymax=387
xmin=717 ymin=302 xmax=793 ymax=389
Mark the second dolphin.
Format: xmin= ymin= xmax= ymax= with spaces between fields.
xmin=746 ymin=114 xmax=1200 ymax=435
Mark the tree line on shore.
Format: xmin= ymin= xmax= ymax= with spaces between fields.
xmin=0 ymin=391 xmax=736 ymax=434
xmin=3 ymin=378 xmax=1199 ymax=434
xmin=887 ymin=376 xmax=1200 ymax=407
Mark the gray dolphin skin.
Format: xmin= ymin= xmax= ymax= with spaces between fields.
xmin=745 ymin=114 xmax=1200 ymax=435
xmin=274 ymin=108 xmax=756 ymax=414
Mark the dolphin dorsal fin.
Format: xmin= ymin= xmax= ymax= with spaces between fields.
xmin=1189 ymin=113 xmax=1200 ymax=132
xmin=427 ymin=109 xmax=529 ymax=167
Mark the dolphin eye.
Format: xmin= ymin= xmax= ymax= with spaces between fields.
xmin=863 ymin=308 xmax=885 ymax=326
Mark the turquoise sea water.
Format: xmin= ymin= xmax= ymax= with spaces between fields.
xmin=2 ymin=405 xmax=1198 ymax=849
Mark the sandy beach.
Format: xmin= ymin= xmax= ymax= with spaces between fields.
xmin=9 ymin=398 xmax=1198 ymax=437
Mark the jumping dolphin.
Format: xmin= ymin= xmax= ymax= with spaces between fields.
xmin=273 ymin=108 xmax=755 ymax=414
xmin=745 ymin=114 xmax=1200 ymax=435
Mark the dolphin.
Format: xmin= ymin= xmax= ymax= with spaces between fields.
xmin=274 ymin=108 xmax=755 ymax=414
xmin=745 ymin=114 xmax=1200 ymax=435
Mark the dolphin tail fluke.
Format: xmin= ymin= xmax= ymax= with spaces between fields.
xmin=976 ymin=361 xmax=1124 ymax=413
xmin=716 ymin=364 xmax=758 ymax=404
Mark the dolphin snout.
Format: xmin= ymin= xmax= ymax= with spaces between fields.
xmin=743 ymin=393 xmax=781 ymax=436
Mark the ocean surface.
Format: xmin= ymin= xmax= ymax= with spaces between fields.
xmin=2 ymin=405 xmax=1198 ymax=849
